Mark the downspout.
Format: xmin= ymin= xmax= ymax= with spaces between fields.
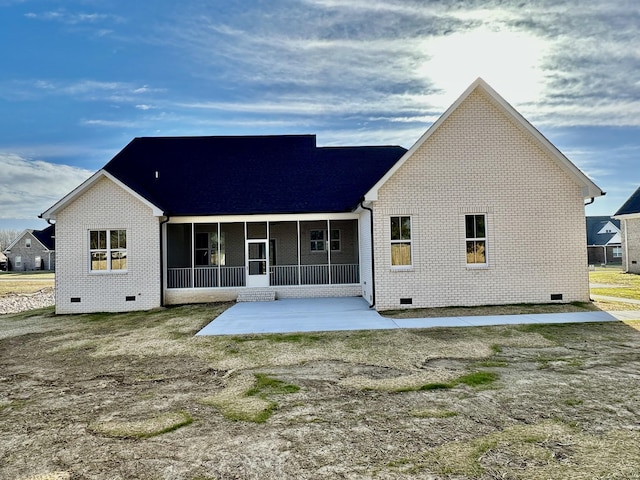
xmin=159 ymin=215 xmax=170 ymax=307
xmin=359 ymin=199 xmax=376 ymax=309
xmin=584 ymin=197 xmax=595 ymax=206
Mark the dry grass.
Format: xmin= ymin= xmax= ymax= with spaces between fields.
xmin=88 ymin=411 xmax=193 ymax=438
xmin=0 ymin=272 xmax=54 ymax=295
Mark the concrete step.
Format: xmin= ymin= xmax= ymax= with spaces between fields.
xmin=237 ymin=289 xmax=277 ymax=302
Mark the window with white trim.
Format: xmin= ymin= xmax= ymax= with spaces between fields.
xmin=25 ymin=238 xmax=31 ymax=248
xmin=15 ymin=256 xmax=22 ymax=268
xmin=465 ymin=214 xmax=487 ymax=265
xmin=310 ymin=229 xmax=341 ymax=252
xmin=390 ymin=216 xmax=412 ymax=267
xmin=613 ymin=246 xmax=622 ymax=258
xmin=90 ymin=229 xmax=127 ymax=271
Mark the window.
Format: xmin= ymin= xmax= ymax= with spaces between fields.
xmin=310 ymin=230 xmax=325 ymax=251
xmin=15 ymin=256 xmax=22 ymax=268
xmin=90 ymin=230 xmax=127 ymax=272
xmin=465 ymin=214 xmax=487 ymax=265
xmin=195 ymin=232 xmax=221 ymax=266
xmin=613 ymin=246 xmax=622 ymax=258
xmin=310 ymin=229 xmax=341 ymax=252
xmin=390 ymin=216 xmax=412 ymax=266
xmin=25 ymin=238 xmax=31 ymax=248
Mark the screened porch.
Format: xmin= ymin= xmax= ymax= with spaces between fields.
xmin=166 ymin=219 xmax=360 ymax=289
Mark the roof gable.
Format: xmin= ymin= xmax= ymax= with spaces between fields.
xmin=614 ymin=186 xmax=640 ymax=218
xmin=4 ymin=228 xmax=53 ymax=252
xmin=586 ymin=216 xmax=621 ymax=246
xmin=365 ymin=78 xmax=604 ymax=202
xmin=41 ymin=170 xmax=165 ymax=220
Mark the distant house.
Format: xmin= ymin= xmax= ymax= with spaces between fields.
xmin=41 ymin=78 xmax=603 ymax=314
xmin=614 ymin=187 xmax=640 ymax=273
xmin=3 ymin=225 xmax=55 ymax=271
xmin=586 ymin=216 xmax=622 ymax=266
xmin=0 ymin=251 xmax=7 ymax=271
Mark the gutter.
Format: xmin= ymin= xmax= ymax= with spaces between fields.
xmin=359 ymin=199 xmax=376 ymax=309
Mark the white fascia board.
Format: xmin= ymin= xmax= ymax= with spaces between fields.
xmin=364 ymin=78 xmax=605 ymax=202
xmin=40 ymin=170 xmax=164 ymax=220
xmin=167 ymin=212 xmax=360 ymax=224
xmin=613 ymin=213 xmax=640 ymax=220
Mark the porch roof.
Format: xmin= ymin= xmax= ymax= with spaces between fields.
xmin=103 ymin=135 xmax=406 ymax=216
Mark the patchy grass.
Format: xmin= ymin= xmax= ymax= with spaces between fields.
xmin=88 ymin=411 xmax=193 ymax=439
xmin=201 ymin=372 xmax=300 ymax=423
xmin=382 ymin=301 xmax=600 ymax=319
xmin=390 ymin=420 xmax=640 ymax=479
xmin=410 ymin=408 xmax=458 ymax=419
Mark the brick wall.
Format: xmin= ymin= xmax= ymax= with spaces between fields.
xmin=5 ymin=231 xmax=53 ymax=271
xmin=620 ymin=218 xmax=640 ymax=274
xmin=373 ymin=88 xmax=590 ymax=310
xmin=55 ymin=176 xmax=161 ymax=313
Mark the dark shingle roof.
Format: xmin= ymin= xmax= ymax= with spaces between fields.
xmin=103 ymin=135 xmax=406 ymax=215
xmin=615 ymin=186 xmax=640 ymax=216
xmin=585 ymin=216 xmax=620 ymax=246
xmin=33 ymin=225 xmax=55 ymax=250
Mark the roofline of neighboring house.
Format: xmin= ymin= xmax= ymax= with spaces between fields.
xmin=613 ymin=213 xmax=640 ymax=220
xmin=364 ymin=77 xmax=605 ymax=202
xmin=4 ymin=229 xmax=53 ymax=253
xmin=40 ymin=169 xmax=165 ymax=221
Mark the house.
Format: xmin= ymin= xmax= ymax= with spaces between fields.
xmin=3 ymin=225 xmax=55 ymax=271
xmin=586 ymin=216 xmax=622 ymax=266
xmin=40 ymin=78 xmax=604 ymax=314
xmin=0 ymin=251 xmax=7 ymax=271
xmin=614 ymin=186 xmax=640 ymax=273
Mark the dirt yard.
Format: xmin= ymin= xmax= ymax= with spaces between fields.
xmin=2 ymin=302 xmax=640 ymax=480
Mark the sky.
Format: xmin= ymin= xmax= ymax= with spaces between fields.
xmin=1 ymin=0 xmax=639 ymax=231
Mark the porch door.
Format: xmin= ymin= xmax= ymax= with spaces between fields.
xmin=246 ymin=239 xmax=269 ymax=287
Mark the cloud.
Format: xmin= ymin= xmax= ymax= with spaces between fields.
xmin=163 ymin=0 xmax=640 ymax=130
xmin=0 ymin=154 xmax=93 ymax=220
xmin=24 ymin=10 xmax=122 ymax=25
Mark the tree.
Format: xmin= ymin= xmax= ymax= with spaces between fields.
xmin=0 ymin=229 xmax=21 ymax=251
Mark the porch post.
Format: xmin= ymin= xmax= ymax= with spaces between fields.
xmin=191 ymin=222 xmax=195 ymax=287
xmin=297 ymin=220 xmax=301 ymax=285
xmin=217 ymin=222 xmax=221 ymax=288
xmin=327 ymin=219 xmax=332 ymax=284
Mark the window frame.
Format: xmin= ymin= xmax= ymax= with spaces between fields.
xmin=612 ymin=246 xmax=622 ymax=258
xmin=89 ymin=229 xmax=128 ymax=273
xmin=390 ymin=215 xmax=413 ymax=269
xmin=465 ymin=214 xmax=488 ymax=268
xmin=310 ymin=229 xmax=341 ymax=252
xmin=25 ymin=238 xmax=31 ymax=248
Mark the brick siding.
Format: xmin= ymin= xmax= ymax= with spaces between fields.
xmin=372 ymin=89 xmax=590 ymax=310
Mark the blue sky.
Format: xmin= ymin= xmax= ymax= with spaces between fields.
xmin=1 ymin=0 xmax=639 ymax=231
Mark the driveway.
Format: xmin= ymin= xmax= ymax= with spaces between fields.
xmin=196 ymin=297 xmax=636 ymax=336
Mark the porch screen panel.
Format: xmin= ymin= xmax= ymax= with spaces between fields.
xmin=329 ymin=219 xmax=360 ymax=284
xmin=167 ymin=224 xmax=193 ymax=288
xmin=269 ymin=221 xmax=299 ymax=286
xmin=220 ymin=222 xmax=245 ymax=287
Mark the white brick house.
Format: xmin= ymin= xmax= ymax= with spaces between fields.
xmin=614 ymin=186 xmax=640 ymax=274
xmin=41 ymin=78 xmax=603 ymax=314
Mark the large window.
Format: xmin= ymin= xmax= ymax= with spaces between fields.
xmin=390 ymin=216 xmax=412 ymax=267
xmin=90 ymin=229 xmax=127 ymax=272
xmin=465 ymin=215 xmax=487 ymax=265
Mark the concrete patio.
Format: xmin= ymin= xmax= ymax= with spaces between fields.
xmin=196 ymin=297 xmax=640 ymax=336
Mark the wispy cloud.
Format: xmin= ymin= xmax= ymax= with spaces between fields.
xmin=24 ymin=10 xmax=122 ymax=25
xmin=0 ymin=154 xmax=93 ymax=220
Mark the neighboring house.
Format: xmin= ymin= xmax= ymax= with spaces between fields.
xmin=40 ymin=78 xmax=604 ymax=314
xmin=0 ymin=251 xmax=7 ymax=271
xmin=586 ymin=216 xmax=622 ymax=266
xmin=614 ymin=186 xmax=640 ymax=273
xmin=3 ymin=225 xmax=55 ymax=271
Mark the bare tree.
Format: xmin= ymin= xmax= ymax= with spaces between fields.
xmin=0 ymin=229 xmax=21 ymax=251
